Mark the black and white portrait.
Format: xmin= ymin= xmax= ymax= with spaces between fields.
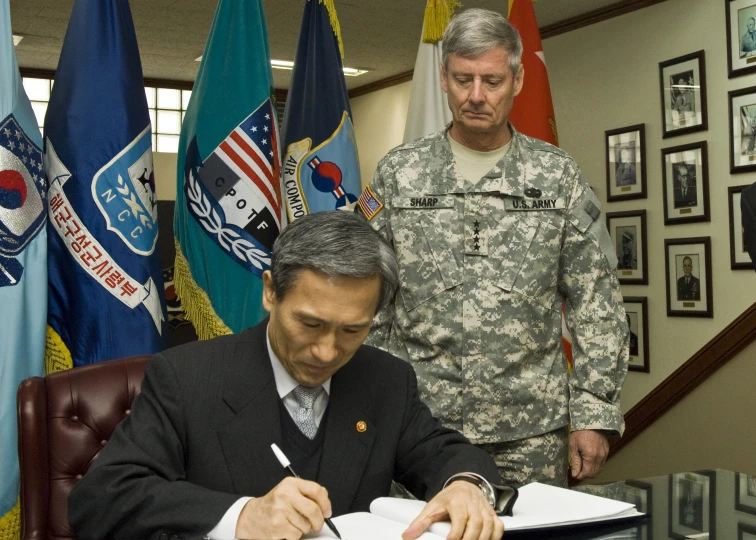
xmin=614 ymin=144 xmax=636 ymax=186
xmin=740 ymin=104 xmax=756 ymax=155
xmin=616 ymin=226 xmax=637 ymax=270
xmin=676 ymin=254 xmax=701 ymax=301
xmin=678 ymin=476 xmax=704 ymax=532
xmin=670 ymin=70 xmax=696 ymax=116
xmin=672 ymin=163 xmax=697 ymax=208
xmin=740 ymin=7 xmax=756 ymax=58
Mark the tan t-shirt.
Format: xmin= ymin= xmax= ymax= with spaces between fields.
xmin=447 ymin=134 xmax=511 ymax=184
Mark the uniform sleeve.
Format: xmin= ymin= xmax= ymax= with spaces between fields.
xmin=559 ymin=162 xmax=629 ymax=436
xmin=68 ymin=355 xmax=239 ymax=540
xmin=357 ymin=160 xmax=395 ymax=351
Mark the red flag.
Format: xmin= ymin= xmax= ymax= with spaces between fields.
xmin=508 ymin=1 xmax=571 ymax=368
xmin=507 ymin=0 xmax=558 ymax=146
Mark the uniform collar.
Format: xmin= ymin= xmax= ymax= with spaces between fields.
xmin=427 ymin=123 xmax=526 ymax=197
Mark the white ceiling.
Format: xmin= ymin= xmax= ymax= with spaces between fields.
xmin=10 ymin=0 xmax=648 ymax=90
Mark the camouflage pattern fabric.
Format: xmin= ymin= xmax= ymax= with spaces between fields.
xmin=478 ymin=426 xmax=569 ymax=488
xmin=361 ymin=126 xmax=628 ymax=466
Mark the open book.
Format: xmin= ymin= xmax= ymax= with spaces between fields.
xmin=305 ymin=482 xmax=644 ymax=539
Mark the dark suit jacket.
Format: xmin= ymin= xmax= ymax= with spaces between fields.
xmin=677 ymin=275 xmax=701 ymax=301
xmin=673 ymin=180 xmax=697 ymax=208
xmin=742 ymin=182 xmax=756 ymax=271
xmin=68 ymin=321 xmax=498 ymax=540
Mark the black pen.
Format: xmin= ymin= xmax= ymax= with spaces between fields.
xmin=271 ymin=443 xmax=342 ymax=539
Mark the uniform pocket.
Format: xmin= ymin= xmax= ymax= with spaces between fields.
xmin=493 ymin=216 xmax=540 ymax=293
xmin=391 ymin=212 xmax=462 ymax=311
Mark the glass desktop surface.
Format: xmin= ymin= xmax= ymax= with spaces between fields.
xmin=512 ymin=469 xmax=756 ymax=540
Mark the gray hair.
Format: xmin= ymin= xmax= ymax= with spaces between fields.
xmin=270 ymin=211 xmax=399 ymax=311
xmin=442 ymin=8 xmax=523 ymax=74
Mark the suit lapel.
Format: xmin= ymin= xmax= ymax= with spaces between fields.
xmin=317 ymin=362 xmax=376 ymax=514
xmin=217 ymin=323 xmax=288 ymax=496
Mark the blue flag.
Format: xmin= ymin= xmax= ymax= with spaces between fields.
xmin=44 ymin=0 xmax=166 ymax=368
xmin=0 ymin=0 xmax=46 ymax=532
xmin=281 ymin=0 xmax=361 ymax=220
xmin=174 ymin=0 xmax=283 ymax=337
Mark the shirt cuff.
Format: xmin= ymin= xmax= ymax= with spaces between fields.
xmin=205 ymin=497 xmax=253 ymax=540
xmin=442 ymin=472 xmax=496 ymax=504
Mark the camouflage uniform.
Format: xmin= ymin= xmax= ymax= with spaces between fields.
xmin=359 ymin=126 xmax=628 ymax=486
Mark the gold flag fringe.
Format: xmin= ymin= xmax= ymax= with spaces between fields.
xmin=422 ymin=0 xmax=461 ymax=43
xmin=317 ymin=0 xmax=345 ymax=60
xmin=173 ymin=238 xmax=232 ymax=340
xmin=0 ymin=500 xmax=20 ymax=540
xmin=45 ymin=325 xmax=73 ymax=374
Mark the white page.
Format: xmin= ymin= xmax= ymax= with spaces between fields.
xmin=370 ymin=482 xmax=640 ymax=536
xmin=303 ymin=511 xmax=443 ymax=540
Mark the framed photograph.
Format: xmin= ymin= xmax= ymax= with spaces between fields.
xmin=740 ymin=523 xmax=756 ymax=540
xmin=736 ymin=473 xmax=756 ymax=515
xmin=607 ymin=210 xmax=647 ymax=284
xmin=730 ymin=185 xmax=754 ymax=269
xmin=664 ymin=237 xmax=713 ymax=318
xmin=606 ymin=124 xmax=646 ymax=201
xmin=669 ymin=471 xmax=716 ymax=540
xmin=623 ymin=480 xmax=652 ymax=514
xmin=728 ymin=85 xmax=756 ymax=173
xmin=659 ymin=51 xmax=708 ymax=138
xmin=662 ymin=142 xmax=710 ymax=225
xmin=726 ymin=0 xmax=756 ymax=78
xmin=623 ymin=297 xmax=649 ymax=373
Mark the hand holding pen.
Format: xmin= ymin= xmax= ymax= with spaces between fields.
xmin=272 ymin=443 xmax=342 ymax=539
xmin=232 ymin=445 xmax=340 ymax=539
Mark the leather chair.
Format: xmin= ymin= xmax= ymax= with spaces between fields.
xmin=17 ymin=355 xmax=151 ymax=540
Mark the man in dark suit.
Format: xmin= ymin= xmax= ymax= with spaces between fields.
xmin=677 ymin=256 xmax=701 ymax=301
xmin=68 ymin=211 xmax=504 ymax=540
xmin=742 ymin=181 xmax=756 ymax=271
xmin=673 ymin=164 xmax=697 ymax=208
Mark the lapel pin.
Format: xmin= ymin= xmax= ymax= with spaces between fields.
xmin=356 ymin=421 xmax=367 ymax=433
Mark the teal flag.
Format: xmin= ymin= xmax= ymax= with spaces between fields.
xmin=0 ymin=0 xmax=47 ymax=532
xmin=174 ymin=0 xmax=282 ymax=338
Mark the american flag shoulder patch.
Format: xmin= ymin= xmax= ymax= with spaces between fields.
xmin=357 ymin=184 xmax=383 ymax=221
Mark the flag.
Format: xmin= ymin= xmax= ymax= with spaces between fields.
xmin=281 ymin=0 xmax=360 ymax=219
xmin=507 ymin=0 xmax=558 ymax=146
xmin=173 ymin=0 xmax=282 ymax=338
xmin=0 ymin=0 xmax=47 ymax=534
xmin=402 ymin=0 xmax=457 ymax=143
xmin=44 ymin=0 xmax=166 ymax=369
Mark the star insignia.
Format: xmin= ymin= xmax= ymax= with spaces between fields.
xmin=251 ymin=126 xmax=258 ymax=132
xmin=339 ymin=200 xmax=358 ymax=212
xmin=261 ymin=138 xmax=267 ymax=145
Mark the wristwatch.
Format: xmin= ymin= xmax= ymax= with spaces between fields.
xmin=445 ymin=473 xmax=496 ymax=507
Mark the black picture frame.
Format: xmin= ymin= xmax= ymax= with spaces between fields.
xmin=659 ymin=50 xmax=708 ymax=138
xmin=726 ymin=0 xmax=756 ymax=78
xmin=740 ymin=523 xmax=756 ymax=540
xmin=728 ymin=85 xmax=756 ymax=173
xmin=669 ymin=471 xmax=716 ymax=540
xmin=661 ymin=141 xmax=710 ymax=225
xmin=736 ymin=473 xmax=756 ymax=515
xmin=729 ymin=185 xmax=754 ymax=269
xmin=605 ymin=124 xmax=646 ymax=202
xmin=664 ymin=237 xmax=713 ymax=318
xmin=623 ymin=297 xmax=649 ymax=373
xmin=607 ymin=210 xmax=648 ymax=284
